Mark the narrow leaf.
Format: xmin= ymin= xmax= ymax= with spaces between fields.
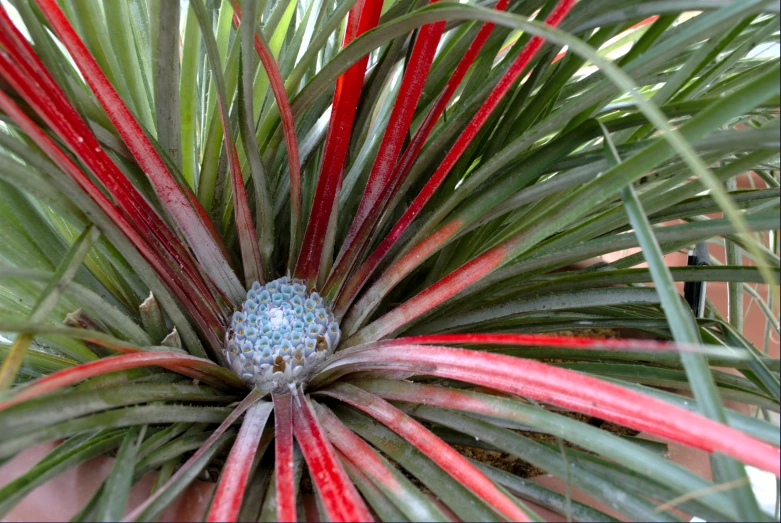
xmin=314 ymin=345 xmax=781 ymax=476
xmin=94 ymin=425 xmax=146 ymax=521
xmin=123 ymin=389 xmax=263 ymax=521
xmin=191 ymin=0 xmax=263 ymax=287
xmin=0 ymin=225 xmax=100 ymax=390
xmin=318 ymin=382 xmax=538 ymax=521
xmin=291 ymin=386 xmax=373 ymax=521
xmin=207 ymin=401 xmax=273 ymax=522
xmin=294 ymin=0 xmax=383 ymax=284
xmin=0 ymin=352 xmax=244 ymax=411
xmin=272 ymin=390 xmax=296 ymax=522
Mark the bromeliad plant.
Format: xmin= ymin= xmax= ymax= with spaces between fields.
xmin=0 ymin=0 xmax=779 ymax=521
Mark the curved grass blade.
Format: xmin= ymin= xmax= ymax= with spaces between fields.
xmin=191 ymin=0 xmax=263 ymax=287
xmin=335 ymin=0 xmax=573 ymax=317
xmin=290 ymin=386 xmax=373 ymax=522
xmin=313 ymin=345 xmax=781 ymax=476
xmin=207 ymin=401 xmax=273 ymax=522
xmin=123 ymin=388 xmax=263 ymax=521
xmin=318 ymin=382 xmax=538 ymax=521
xmin=32 ymin=0 xmax=245 ymax=304
xmin=0 ymin=225 xmax=99 ymax=390
xmin=608 ymin=126 xmax=764 ymax=518
xmin=0 ymin=352 xmax=244 ymax=411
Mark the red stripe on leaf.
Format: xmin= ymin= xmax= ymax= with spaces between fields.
xmin=315 ymin=402 xmax=404 ymax=493
xmin=346 ymin=244 xmax=508 ymax=343
xmin=191 ymin=0 xmax=263 ymax=287
xmin=318 ymin=383 xmax=535 ymax=521
xmin=339 ymin=0 xmax=576 ymax=326
xmin=325 ymin=4 xmax=447 ymax=298
xmin=291 ymin=387 xmax=373 ymax=522
xmin=314 ymin=400 xmax=451 ymax=522
xmin=339 ymin=219 xmax=464 ymax=324
xmin=0 ymin=83 xmax=224 ymax=349
xmin=394 ymin=333 xmax=717 ymax=353
xmin=231 ymin=2 xmax=302 ymax=256
xmin=31 ymin=0 xmax=244 ymax=303
xmin=331 ymin=0 xmax=510 ymax=307
xmin=272 ymin=391 xmax=297 ymax=523
xmin=316 ymin=345 xmax=781 ymax=476
xmin=124 ymin=390 xmax=265 ymax=522
xmin=294 ymin=0 xmax=383 ymax=285
xmin=0 ymin=352 xmax=243 ymax=412
xmin=207 ymin=401 xmax=273 ymax=522
xmin=0 ymin=10 xmax=228 ymax=341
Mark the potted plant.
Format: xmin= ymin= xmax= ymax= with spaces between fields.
xmin=0 ymin=0 xmax=778 ymax=521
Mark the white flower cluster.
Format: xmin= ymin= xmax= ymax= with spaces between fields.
xmin=223 ymin=277 xmax=340 ymax=393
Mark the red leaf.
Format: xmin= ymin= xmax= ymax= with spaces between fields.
xmin=314 ymin=400 xmax=449 ymax=522
xmin=191 ymin=0 xmax=263 ymax=287
xmin=316 ymin=344 xmax=781 ymax=476
xmin=0 ymin=10 xmax=228 ymax=345
xmin=290 ymin=387 xmax=373 ymax=522
xmin=0 ymin=85 xmax=224 ymax=349
xmin=124 ymin=389 xmax=265 ymax=522
xmin=315 ymin=401 xmax=407 ymax=495
xmin=318 ymin=383 xmax=536 ymax=521
xmin=32 ymin=0 xmax=245 ymax=303
xmin=207 ymin=401 xmax=273 ymax=522
xmin=294 ymin=0 xmax=383 ymax=285
xmin=0 ymin=352 xmax=244 ymax=412
xmin=324 ymin=4 xmax=447 ymax=298
xmin=332 ymin=0 xmax=510 ymax=310
xmin=340 ymin=0 xmax=577 ymax=328
xmin=272 ymin=390 xmax=297 ymax=522
xmin=346 ymin=245 xmax=508 ymax=343
xmin=231 ymin=1 xmax=302 ymax=256
xmin=395 ymin=333 xmax=717 ymax=353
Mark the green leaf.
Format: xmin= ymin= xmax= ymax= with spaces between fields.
xmin=605 ymin=123 xmax=766 ymax=519
xmin=94 ymin=425 xmax=146 ymax=521
xmin=0 ymin=225 xmax=100 ymax=390
xmin=0 ymin=429 xmax=128 ymax=518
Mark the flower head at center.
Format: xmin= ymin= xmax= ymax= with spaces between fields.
xmin=223 ymin=276 xmax=340 ymax=393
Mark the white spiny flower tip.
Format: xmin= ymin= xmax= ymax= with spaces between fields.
xmin=223 ymin=277 xmax=340 ymax=392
